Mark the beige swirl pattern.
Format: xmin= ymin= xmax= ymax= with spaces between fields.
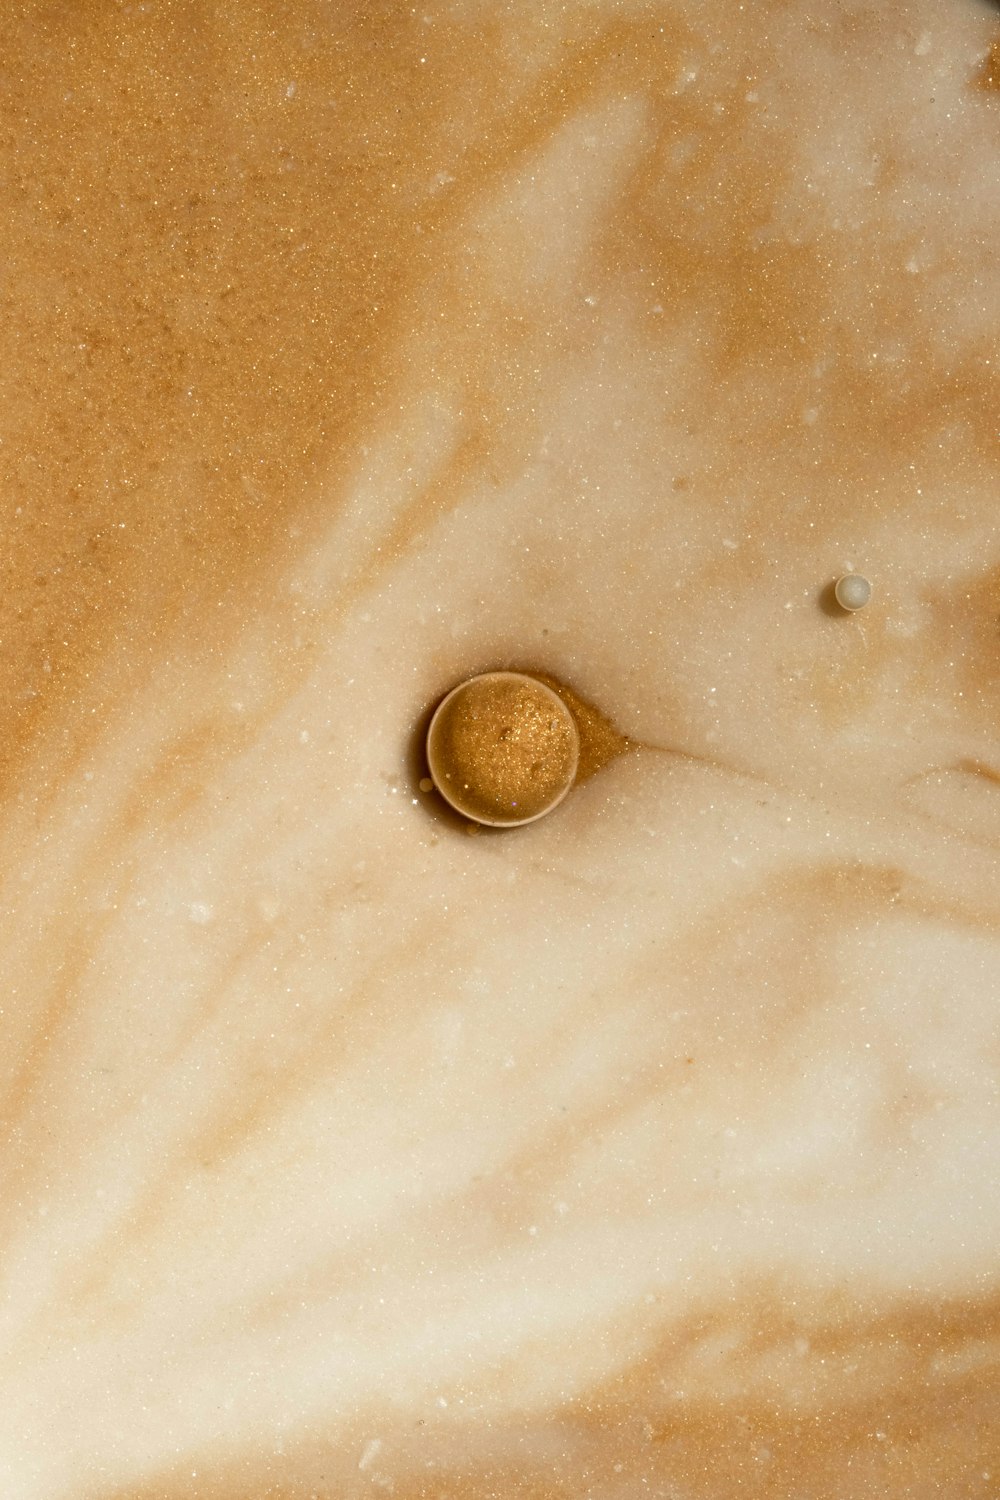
xmin=1 ymin=1 xmax=999 ymax=1496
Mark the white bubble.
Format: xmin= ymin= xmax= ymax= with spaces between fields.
xmin=834 ymin=574 xmax=872 ymax=611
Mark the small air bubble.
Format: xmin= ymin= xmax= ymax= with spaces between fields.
xmin=834 ymin=573 xmax=872 ymax=612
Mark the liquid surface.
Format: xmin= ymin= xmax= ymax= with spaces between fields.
xmin=1 ymin=2 xmax=1000 ymax=1497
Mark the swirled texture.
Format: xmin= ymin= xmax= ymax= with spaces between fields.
xmin=0 ymin=1 xmax=999 ymax=1497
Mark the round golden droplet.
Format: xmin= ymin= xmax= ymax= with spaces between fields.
xmin=426 ymin=672 xmax=579 ymax=827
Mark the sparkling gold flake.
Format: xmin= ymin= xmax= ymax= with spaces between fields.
xmin=426 ymin=672 xmax=579 ymax=827
xmin=979 ymin=39 xmax=1000 ymax=91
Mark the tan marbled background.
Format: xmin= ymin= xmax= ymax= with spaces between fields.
xmin=1 ymin=1 xmax=999 ymax=1496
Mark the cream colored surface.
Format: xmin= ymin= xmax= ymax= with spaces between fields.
xmin=1 ymin=1 xmax=999 ymax=1497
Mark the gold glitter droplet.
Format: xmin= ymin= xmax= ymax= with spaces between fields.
xmin=426 ymin=672 xmax=579 ymax=827
xmin=419 ymin=777 xmax=434 ymax=793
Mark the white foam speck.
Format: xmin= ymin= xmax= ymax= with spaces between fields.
xmin=358 ymin=1438 xmax=383 ymax=1472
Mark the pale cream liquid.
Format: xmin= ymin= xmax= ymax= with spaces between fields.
xmin=1 ymin=2 xmax=999 ymax=1496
